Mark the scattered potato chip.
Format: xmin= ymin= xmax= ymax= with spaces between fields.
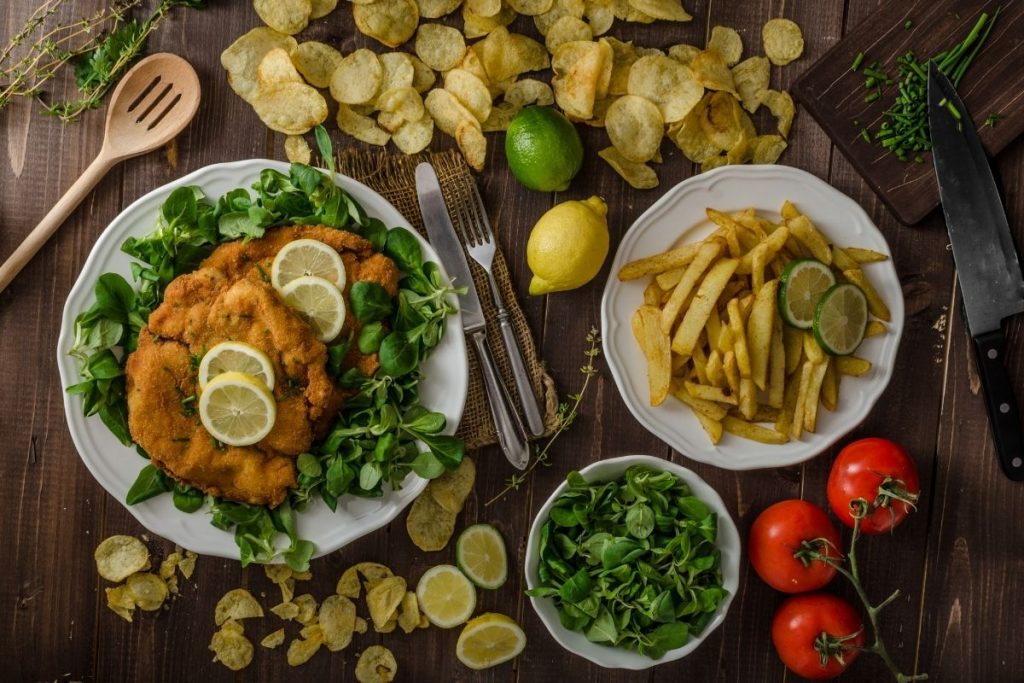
xmin=425 ymin=88 xmax=480 ymax=135
xmin=418 ymin=0 xmax=463 ymax=18
xmin=627 ymin=54 xmax=702 ymax=122
xmin=355 ymin=645 xmax=398 ymax=683
xmin=253 ymin=82 xmax=328 ymax=134
xmin=606 ymin=94 xmax=664 ymax=162
xmin=378 ymin=87 xmax=426 ymax=122
xmin=667 ymin=96 xmax=720 ymax=163
xmin=292 ymin=593 xmax=318 ymax=625
xmin=256 ymin=47 xmax=304 ymax=88
xmin=545 ymin=16 xmax=593 ymax=52
xmin=338 ymin=104 xmax=392 ymax=145
xmin=222 ymin=28 xmax=298 ymax=103
xmin=757 ymin=89 xmax=795 ymax=137
xmin=397 ymin=591 xmax=421 ymax=634
xmin=691 ymin=49 xmax=737 ymax=96
xmin=271 ymin=601 xmax=301 ymax=620
xmin=285 ymin=135 xmax=312 ymax=164
xmin=584 ymin=0 xmax=615 ymax=35
xmin=261 ymin=628 xmax=286 ymax=649
xmin=287 ymin=631 xmax=323 ymax=666
xmin=177 ymin=550 xmax=197 ymax=579
xmin=366 ymin=576 xmax=407 ymax=631
xmin=319 ymin=594 xmax=357 ymax=651
xmin=444 ymin=69 xmax=493 ymax=123
xmin=426 ymin=456 xmax=476 ymax=513
xmin=405 ymin=55 xmax=436 ymax=94
xmin=355 ymin=616 xmax=370 ymax=634
xmin=418 ymin=614 xmax=430 ymax=629
xmin=210 ymin=627 xmax=255 ymax=671
xmin=534 ymin=0 xmax=585 ymax=35
xmin=503 ymin=79 xmax=553 ymax=107
xmin=330 ymin=49 xmax=384 ymax=106
xmin=707 ymin=26 xmax=743 ymax=66
xmin=337 ymin=562 xmax=394 ymax=599
xmin=467 ymin=0 xmax=503 ymax=17
xmin=354 ymin=0 xmax=420 ymax=48
xmin=292 ymin=41 xmax=343 ymax=88
xmin=95 ymin=535 xmax=150 ymax=583
xmin=127 ymin=573 xmax=169 ymax=611
xmin=626 ymin=0 xmax=691 ymax=21
xmin=254 ymin=0 xmax=311 ymax=35
xmin=751 ymin=134 xmax=788 ymax=163
xmin=221 ymin=619 xmax=245 ymax=635
xmin=392 ymin=113 xmax=435 ymax=153
xmin=511 ymin=32 xmax=554 ymax=73
xmin=215 ymin=588 xmax=265 ymax=625
xmin=508 ymin=0 xmax=553 ymax=14
xmin=414 ymin=24 xmax=467 ymax=72
xmin=599 ymin=146 xmax=659 ymax=189
xmin=667 ymin=42 xmax=699 ymax=65
xmin=763 ymin=18 xmax=804 ymax=66
xmin=310 ymin=0 xmax=339 ymax=19
xmin=265 ymin=564 xmax=292 ymax=585
xmin=482 ymin=101 xmax=520 ymax=131
xmin=406 ymin=490 xmax=458 ymax=551
xmin=732 ymin=56 xmax=770 ymax=113
xmin=376 ymin=614 xmax=398 ymax=633
xmin=552 ymin=40 xmax=606 ymax=119
xmin=279 ymin=577 xmax=296 ymax=603
xmin=700 ymin=90 xmax=755 ymax=150
xmin=463 ymin=3 xmax=517 ymax=39
xmin=105 ymin=585 xmax=136 ymax=622
xmin=455 ymin=118 xmax=488 ymax=171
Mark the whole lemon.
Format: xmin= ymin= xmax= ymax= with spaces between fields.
xmin=527 ymin=196 xmax=609 ymax=295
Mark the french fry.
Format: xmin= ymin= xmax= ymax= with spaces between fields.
xmin=747 ymin=279 xmax=778 ymax=391
xmin=786 ymin=215 xmax=832 ymax=264
xmin=723 ymin=350 xmax=740 ymax=398
xmin=672 ymin=258 xmax=739 ymax=356
xmin=706 ymin=349 xmax=725 ymax=387
xmin=775 ymin=371 xmax=800 ymax=434
xmin=783 ymin=325 xmax=803 ymax=375
xmin=660 ymin=240 xmax=723 ymax=333
xmin=739 ymin=378 xmax=758 ymax=420
xmin=655 ymin=268 xmax=685 ymax=290
xmin=780 ymin=200 xmax=800 ymax=221
xmin=843 ymin=268 xmax=891 ymax=322
xmin=705 ymin=306 xmax=722 ymax=351
xmin=684 ymin=380 xmax=738 ymax=406
xmin=618 ymin=243 xmax=701 ymax=280
xmin=643 ymin=281 xmax=664 ymax=306
xmin=831 ymin=245 xmax=858 ymax=270
xmin=865 ymin=320 xmax=887 ymax=338
xmin=691 ymin=343 xmax=710 ymax=384
xmin=707 ymin=208 xmax=742 ymax=232
xmin=723 ymin=416 xmax=789 ymax=444
xmin=723 ymin=226 xmax=742 ymax=257
xmin=803 ymin=361 xmax=830 ymax=432
xmin=694 ymin=410 xmax=724 ymax=444
xmin=716 ymin=322 xmax=735 ymax=355
xmin=845 ymin=247 xmax=888 ymax=264
xmin=836 ymin=356 xmax=872 ymax=376
xmin=673 ymin=387 xmax=729 ymax=420
xmin=671 ymin=352 xmax=689 ymax=375
xmin=767 ymin=314 xmax=786 ymax=408
xmin=790 ymin=361 xmax=813 ymax=440
xmin=739 ymin=405 xmax=781 ymax=423
xmin=821 ymin=360 xmax=838 ymax=411
xmin=632 ymin=305 xmax=672 ymax=406
xmin=716 ymin=279 xmax=746 ymax=309
xmin=727 ymin=298 xmax=752 ymax=379
xmin=803 ymin=332 xmax=825 ymax=365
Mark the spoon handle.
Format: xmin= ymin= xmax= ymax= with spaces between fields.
xmin=0 ymin=152 xmax=114 ymax=294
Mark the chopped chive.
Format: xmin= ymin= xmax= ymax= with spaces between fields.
xmin=865 ymin=91 xmax=881 ymax=103
xmin=944 ymin=100 xmax=962 ymax=120
xmin=904 ymin=20 xmax=913 ymax=29
xmin=985 ymin=113 xmax=1002 ymax=128
xmin=914 ymin=156 xmax=923 ymax=163
xmin=851 ymin=52 xmax=865 ymax=71
xmin=860 ymin=128 xmax=871 ymax=142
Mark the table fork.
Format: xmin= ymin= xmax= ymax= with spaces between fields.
xmin=451 ymin=183 xmax=546 ymax=437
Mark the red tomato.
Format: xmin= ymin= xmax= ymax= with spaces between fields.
xmin=771 ymin=593 xmax=864 ymax=679
xmin=748 ymin=500 xmax=841 ymax=593
xmin=827 ymin=438 xmax=920 ymax=534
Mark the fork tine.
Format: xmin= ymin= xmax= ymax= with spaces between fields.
xmin=459 ymin=183 xmax=484 ymax=246
xmin=468 ymin=182 xmax=495 ymax=245
xmin=451 ymin=188 xmax=478 ymax=246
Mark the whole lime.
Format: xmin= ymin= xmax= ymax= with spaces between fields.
xmin=505 ymin=106 xmax=584 ymax=192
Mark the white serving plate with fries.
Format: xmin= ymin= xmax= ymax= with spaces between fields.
xmin=601 ymin=165 xmax=904 ymax=470
xmin=57 ymin=160 xmax=468 ymax=560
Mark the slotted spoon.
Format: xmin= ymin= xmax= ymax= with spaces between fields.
xmin=0 ymin=52 xmax=201 ymax=294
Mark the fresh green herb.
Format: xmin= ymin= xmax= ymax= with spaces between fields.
xmin=904 ymin=19 xmax=913 ymax=29
xmin=864 ymin=91 xmax=880 ymax=103
xmin=851 ymin=52 xmax=865 ymax=72
xmin=125 ymin=463 xmax=171 ymax=504
xmin=860 ymin=128 xmax=872 ymax=143
xmin=526 ymin=466 xmax=727 ymax=660
xmin=985 ymin=113 xmax=1002 ymax=128
xmin=172 ymin=483 xmax=204 ymax=513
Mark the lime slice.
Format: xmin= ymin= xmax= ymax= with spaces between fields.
xmin=416 ymin=564 xmax=477 ymax=629
xmin=197 ymin=341 xmax=275 ymax=391
xmin=456 ymin=524 xmax=508 ymax=590
xmin=271 ymin=238 xmax=346 ymax=291
xmin=280 ymin=275 xmax=346 ymax=342
xmin=813 ymin=283 xmax=868 ymax=355
xmin=456 ymin=612 xmax=527 ymax=670
xmin=778 ymin=259 xmax=836 ymax=329
xmin=199 ymin=371 xmax=277 ymax=447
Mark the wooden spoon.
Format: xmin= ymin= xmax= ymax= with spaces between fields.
xmin=0 ymin=53 xmax=201 ymax=294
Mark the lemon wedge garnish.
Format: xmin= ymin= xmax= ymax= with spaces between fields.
xmin=198 ymin=371 xmax=277 ymax=447
xmin=280 ymin=274 xmax=346 ymax=342
xmin=197 ymin=341 xmax=275 ymax=392
xmin=271 ymin=238 xmax=347 ymax=291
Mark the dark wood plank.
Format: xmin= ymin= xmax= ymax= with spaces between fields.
xmin=793 ymin=0 xmax=1023 ymax=224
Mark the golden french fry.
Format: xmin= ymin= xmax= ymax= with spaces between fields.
xmin=783 ymin=325 xmax=803 ymax=375
xmin=790 ymin=361 xmax=813 ymax=439
xmin=671 ymin=352 xmax=690 ymax=375
xmin=716 ymin=279 xmax=746 ymax=310
xmin=684 ymin=380 xmax=738 ymax=405
xmin=716 ymin=322 xmax=734 ymax=355
xmin=723 ymin=226 xmax=742 ymax=257
xmin=672 ymin=258 xmax=739 ymax=356
xmin=803 ymin=360 xmax=829 ymax=432
xmin=643 ymin=281 xmax=664 ymax=306
xmin=786 ymin=215 xmax=832 ymax=264
xmin=739 ymin=378 xmax=757 ymax=419
xmin=736 ymin=227 xmax=789 ymax=275
xmin=661 ymin=240 xmax=723 ymax=333
xmin=691 ymin=343 xmax=710 ymax=384
xmin=633 ymin=305 xmax=672 ymax=405
xmin=845 ymin=247 xmax=888 ymax=263
xmin=803 ymin=332 xmax=825 ymax=365
xmin=747 ymin=279 xmax=778 ymax=390
xmin=865 ymin=320 xmax=887 ymax=338
xmin=727 ymin=298 xmax=752 ymax=379
xmin=836 ymin=355 xmax=872 ymax=376
xmin=655 ymin=267 xmax=685 ymax=290
xmin=707 ymin=207 xmax=742 ymax=232
xmin=694 ymin=410 xmax=724 ymax=444
xmin=767 ymin=313 xmax=786 ymax=408
xmin=843 ymin=269 xmax=891 ymax=322
xmin=821 ymin=359 xmax=838 ymax=411
xmin=831 ymin=245 xmax=858 ymax=270
xmin=780 ymin=200 xmax=800 ymax=221
xmin=619 ymin=243 xmax=701 ymax=280
xmin=739 ymin=404 xmax=781 ymax=423
xmin=723 ymin=350 xmax=740 ymax=397
xmin=776 ymin=370 xmax=800 ymax=434
xmin=705 ymin=306 xmax=722 ymax=351
xmin=723 ymin=416 xmax=789 ymax=444
xmin=706 ymin=349 xmax=725 ymax=388
xmin=673 ymin=386 xmax=729 ymax=420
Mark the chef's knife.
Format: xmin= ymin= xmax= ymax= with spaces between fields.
xmin=927 ymin=61 xmax=1024 ymax=481
xmin=415 ymin=162 xmax=530 ymax=470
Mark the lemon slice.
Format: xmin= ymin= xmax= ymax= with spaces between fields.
xmin=199 ymin=371 xmax=277 ymax=447
xmin=778 ymin=259 xmax=836 ymax=329
xmin=416 ymin=564 xmax=477 ymax=629
xmin=197 ymin=341 xmax=275 ymax=392
xmin=280 ymin=275 xmax=346 ymax=342
xmin=456 ymin=524 xmax=508 ymax=589
xmin=271 ymin=238 xmax=347 ymax=291
xmin=456 ymin=613 xmax=527 ymax=670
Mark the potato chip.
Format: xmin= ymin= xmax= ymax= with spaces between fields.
xmin=285 ymin=135 xmax=312 ymax=164
xmin=355 ymin=616 xmax=369 ymax=633
xmin=403 ymin=55 xmax=436 ymax=94
xmin=606 ymin=94 xmax=663 ymax=162
xmin=355 ymin=645 xmax=398 ymax=683
xmin=552 ymin=40 xmax=605 ymax=119
xmin=584 ymin=0 xmax=615 ymax=35
xmin=379 ymin=52 xmax=416 ymax=94
xmin=366 ymin=576 xmax=407 ymax=630
xmin=598 ymin=146 xmax=659 ymax=189
xmin=613 ymin=0 xmax=654 ymax=23
xmin=482 ymin=101 xmax=520 ymax=131
xmin=462 ymin=3 xmax=517 ymax=39
xmin=444 ymin=69 xmax=493 ymax=123
xmin=667 ymin=43 xmax=699 ymax=65
xmin=757 ymin=89 xmax=795 ymax=137
xmin=751 ymin=134 xmax=788 ymax=164
xmin=406 ymin=490 xmax=458 ymax=551
xmin=458 ymin=48 xmax=491 ymax=88
xmin=691 ymin=49 xmax=737 ymax=95
xmin=222 ymin=28 xmax=298 ymax=103
xmin=667 ymin=97 xmax=721 ymax=163
xmin=511 ymin=33 xmax=552 ymax=73
xmin=354 ymin=0 xmax=419 ymax=48
xmin=425 ymin=88 xmax=480 ymax=135
xmin=127 ymin=573 xmax=168 ymax=611
xmin=392 ymin=114 xmax=435 ymax=153
xmin=700 ymin=90 xmax=755 ymax=150
xmin=418 ymin=0 xmax=462 ymax=19
xmin=254 ymin=0 xmax=311 ymax=35
xmin=425 ymin=457 xmax=476 ymax=513
xmin=215 ymin=588 xmax=265 ymax=625
xmin=763 ymin=18 xmax=804 ymax=66
xmin=178 ymin=550 xmax=197 ymax=579
xmin=256 ymin=47 xmax=303 ymax=88
xmin=534 ymin=0 xmax=585 ymax=35
xmin=105 ymin=585 xmax=135 ymax=622
xmin=588 ymin=94 xmax=616 ymax=126
xmin=732 ymin=56 xmax=769 ymax=113
xmin=318 ymin=594 xmax=357 ymax=652
xmin=707 ymin=26 xmax=743 ymax=66
xmin=503 ymin=79 xmax=552 ymax=107
xmin=330 ymin=49 xmax=383 ymax=105
xmin=261 ymin=628 xmax=286 ymax=649
xmin=701 ymin=153 xmax=729 ymax=172
xmin=279 ymin=577 xmax=296 ymax=603
xmin=95 ymin=535 xmax=150 ymax=583
xmin=210 ymin=628 xmax=254 ymax=671
xmin=287 ymin=632 xmax=322 ymax=666
xmin=265 ymin=564 xmax=292 ymax=585
xmin=376 ymin=614 xmax=398 ymax=633
xmin=338 ymin=104 xmax=392 ymax=145
xmin=292 ymin=41 xmax=343 ymax=89
xmin=221 ymin=619 xmax=245 ymax=635
xmin=271 ymin=601 xmax=301 ymax=620
xmin=626 ymin=0 xmax=690 ymax=21
xmin=158 ymin=552 xmax=179 ymax=581
xmin=292 ymin=593 xmax=318 ymax=625
xmin=415 ymin=24 xmax=467 ymax=72
xmin=545 ymin=16 xmax=592 ymax=52
xmin=626 ymin=54 xmax=702 ymax=123
xmin=337 ymin=562 xmax=394 ymax=599
xmin=508 ymin=0 xmax=553 ymax=15
xmin=378 ymin=87 xmax=425 ymax=122
xmin=418 ymin=614 xmax=430 ymax=629
xmin=456 ymin=118 xmax=488 ymax=171
xmin=601 ymin=36 xmax=637 ymax=96
xmin=397 ymin=591 xmax=421 ymax=634
xmin=467 ymin=0 xmax=503 ymax=17
xmin=310 ymin=0 xmax=339 ymax=18
xmin=253 ymin=82 xmax=328 ymax=135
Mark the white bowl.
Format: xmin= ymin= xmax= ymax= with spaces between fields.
xmin=524 ymin=455 xmax=741 ymax=670
xmin=601 ymin=165 xmax=905 ymax=470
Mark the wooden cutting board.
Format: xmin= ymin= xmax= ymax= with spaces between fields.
xmin=792 ymin=0 xmax=1024 ymax=225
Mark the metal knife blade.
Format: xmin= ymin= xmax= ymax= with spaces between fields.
xmin=927 ymin=62 xmax=1024 ymax=336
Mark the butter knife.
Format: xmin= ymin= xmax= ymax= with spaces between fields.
xmin=415 ymin=162 xmax=530 ymax=469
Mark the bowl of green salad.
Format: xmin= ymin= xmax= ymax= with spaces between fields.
xmin=525 ymin=454 xmax=741 ymax=669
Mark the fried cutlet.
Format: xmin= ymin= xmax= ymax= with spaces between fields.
xmin=125 ymin=225 xmax=400 ymax=507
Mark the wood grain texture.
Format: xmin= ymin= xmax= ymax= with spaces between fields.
xmin=793 ymin=0 xmax=1024 ymax=224
xmin=2 ymin=0 xmax=1024 ymax=681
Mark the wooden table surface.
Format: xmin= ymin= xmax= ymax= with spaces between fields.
xmin=2 ymin=1 xmax=1023 ymax=681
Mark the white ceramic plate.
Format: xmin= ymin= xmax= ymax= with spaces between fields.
xmin=601 ymin=165 xmax=904 ymax=470
xmin=525 ymin=455 xmax=741 ymax=670
xmin=57 ymin=159 xmax=468 ymax=560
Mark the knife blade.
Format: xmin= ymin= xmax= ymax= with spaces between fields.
xmin=928 ymin=61 xmax=1024 ymax=481
xmin=415 ymin=162 xmax=530 ymax=469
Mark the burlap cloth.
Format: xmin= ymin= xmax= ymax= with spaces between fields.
xmin=335 ymin=149 xmax=559 ymax=448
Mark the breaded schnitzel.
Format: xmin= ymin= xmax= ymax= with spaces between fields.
xmin=125 ymin=225 xmax=399 ymax=507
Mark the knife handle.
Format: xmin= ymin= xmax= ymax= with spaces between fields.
xmin=973 ymin=329 xmax=1024 ymax=481
xmin=470 ymin=330 xmax=531 ymax=470
xmin=496 ymin=310 xmax=546 ymax=437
